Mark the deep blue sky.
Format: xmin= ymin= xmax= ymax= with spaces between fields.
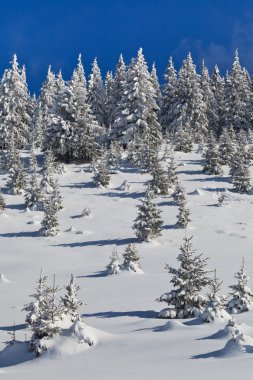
xmin=1 ymin=0 xmax=253 ymax=93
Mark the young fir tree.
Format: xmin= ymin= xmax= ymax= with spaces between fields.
xmin=202 ymin=270 xmax=230 ymax=323
xmin=173 ymin=114 xmax=193 ymax=153
xmin=231 ymin=146 xmax=252 ymax=193
xmin=218 ymin=127 xmax=236 ymax=166
xmin=0 ymin=190 xmax=6 ymax=213
xmin=29 ymin=275 xmax=63 ymax=356
xmin=133 ymin=188 xmax=163 ymax=242
xmin=176 ymin=195 xmax=191 ymax=229
xmin=157 ymin=236 xmax=210 ymax=319
xmin=93 ymin=159 xmax=110 ymax=188
xmin=211 ymin=64 xmax=225 ymax=135
xmin=106 ymin=247 xmax=121 ymax=275
xmin=150 ymin=62 xmax=162 ymax=107
xmin=25 ymin=150 xmax=43 ymax=211
xmin=227 ymin=258 xmax=253 ymax=314
xmin=87 ymin=57 xmax=107 ymax=128
xmin=61 ymin=274 xmax=83 ymax=322
xmin=167 ymin=153 xmax=178 ymax=190
xmin=121 ymin=244 xmax=143 ymax=273
xmin=105 ymin=70 xmax=115 ymax=128
xmin=202 ymin=132 xmax=223 ymax=175
xmin=0 ymin=54 xmax=32 ymax=149
xmin=40 ymin=192 xmax=60 ymax=237
xmin=7 ymin=135 xmax=27 ymax=195
xmin=173 ymin=181 xmax=186 ymax=206
xmin=150 ymin=157 xmax=169 ymax=196
xmin=109 ymin=54 xmax=126 ymax=131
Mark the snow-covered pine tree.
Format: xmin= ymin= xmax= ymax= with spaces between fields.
xmin=159 ymin=56 xmax=178 ymax=135
xmin=202 ymin=269 xmax=230 ymax=322
xmin=40 ymin=149 xmax=57 ymax=196
xmin=173 ymin=110 xmax=193 ymax=152
xmin=36 ymin=66 xmax=57 ymax=149
xmin=218 ymin=127 xmax=235 ymax=166
xmin=40 ymin=192 xmax=60 ymax=237
xmin=111 ymin=48 xmax=160 ymax=150
xmin=7 ymin=134 xmax=27 ymax=195
xmin=157 ymin=236 xmax=210 ymax=319
xmin=133 ymin=188 xmax=163 ymax=242
xmin=121 ymin=244 xmax=143 ymax=273
xmin=29 ymin=275 xmax=63 ymax=356
xmin=0 ymin=54 xmax=32 ymax=149
xmin=0 ymin=190 xmax=6 ymax=213
xmin=173 ymin=181 xmax=186 ymax=206
xmin=93 ymin=159 xmax=110 ymax=188
xmin=170 ymin=53 xmax=208 ymax=142
xmin=221 ymin=50 xmax=253 ymax=134
xmin=167 ymin=153 xmax=178 ymax=190
xmin=200 ymin=61 xmax=219 ymax=137
xmin=67 ymin=55 xmax=103 ymax=162
xmin=202 ymin=132 xmax=223 ymax=175
xmin=211 ymin=64 xmax=225 ymax=135
xmin=25 ymin=149 xmax=43 ymax=211
xmin=150 ymin=157 xmax=169 ymax=196
xmin=105 ymin=70 xmax=114 ymax=128
xmin=231 ymin=144 xmax=252 ymax=193
xmin=61 ymin=274 xmax=83 ymax=322
xmin=150 ymin=62 xmax=162 ymax=107
xmin=106 ymin=247 xmax=121 ymax=275
xmin=227 ymin=258 xmax=253 ymax=314
xmin=176 ymin=195 xmax=191 ymax=229
xmin=88 ymin=57 xmax=107 ymax=128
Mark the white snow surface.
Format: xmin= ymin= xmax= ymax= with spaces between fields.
xmin=1 ymin=147 xmax=253 ymax=379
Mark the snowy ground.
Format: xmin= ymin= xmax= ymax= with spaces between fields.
xmin=1 ymin=147 xmax=253 ymax=379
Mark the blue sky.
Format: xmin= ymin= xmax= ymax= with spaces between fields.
xmin=1 ymin=0 xmax=253 ymax=93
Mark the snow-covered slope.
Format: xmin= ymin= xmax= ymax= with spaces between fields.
xmin=1 ymin=147 xmax=253 ymax=379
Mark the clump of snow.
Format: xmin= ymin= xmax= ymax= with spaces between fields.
xmin=0 ymin=274 xmax=10 ymax=283
xmin=65 ymin=226 xmax=76 ymax=232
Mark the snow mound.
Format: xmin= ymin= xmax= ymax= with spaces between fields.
xmin=191 ymin=188 xmax=204 ymax=196
xmin=217 ymin=334 xmax=253 ymax=357
xmin=65 ymin=226 xmax=76 ymax=232
xmin=0 ymin=274 xmax=10 ymax=283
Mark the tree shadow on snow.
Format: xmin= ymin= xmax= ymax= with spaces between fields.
xmin=177 ymin=169 xmax=204 ymax=176
xmin=157 ymin=200 xmax=175 ymax=207
xmin=0 ymin=231 xmax=39 ymax=238
xmin=77 ymin=271 xmax=108 ymax=278
xmin=0 ymin=324 xmax=27 ymax=332
xmin=54 ymin=237 xmax=138 ymax=248
xmin=96 ymin=191 xmax=145 ymax=200
xmin=183 ymin=318 xmax=203 ymax=326
xmin=0 ymin=341 xmax=34 ymax=368
xmin=6 ymin=203 xmax=26 ymax=211
xmin=61 ymin=181 xmax=93 ymax=189
xmin=83 ymin=310 xmax=158 ymax=319
xmin=187 ymin=176 xmax=231 ymax=184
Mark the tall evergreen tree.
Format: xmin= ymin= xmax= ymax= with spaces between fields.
xmin=211 ymin=64 xmax=225 ymax=136
xmin=203 ymin=132 xmax=223 ymax=175
xmin=88 ymin=58 xmax=107 ymax=127
xmin=121 ymin=244 xmax=143 ymax=273
xmin=0 ymin=54 xmax=32 ymax=149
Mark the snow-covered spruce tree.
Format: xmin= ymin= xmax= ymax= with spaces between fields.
xmin=202 ymin=132 xmax=223 ymax=175
xmin=218 ymin=127 xmax=236 ymax=166
xmin=157 ymin=236 xmax=210 ymax=319
xmin=106 ymin=247 xmax=121 ymax=275
xmin=173 ymin=113 xmax=193 ymax=153
xmin=133 ymin=188 xmax=163 ymax=242
xmin=29 ymin=275 xmax=63 ymax=356
xmin=200 ymin=61 xmax=219 ymax=137
xmin=105 ymin=70 xmax=114 ymax=128
xmin=121 ymin=244 xmax=143 ymax=273
xmin=106 ymin=141 xmax=122 ymax=172
xmin=150 ymin=157 xmax=169 ymax=196
xmin=0 ymin=190 xmax=6 ymax=213
xmin=159 ymin=56 xmax=178 ymax=135
xmin=40 ymin=149 xmax=57 ymax=196
xmin=176 ymin=195 xmax=191 ymax=229
xmin=40 ymin=192 xmax=60 ymax=237
xmin=170 ymin=53 xmax=208 ymax=143
xmin=87 ymin=57 xmax=107 ymax=128
xmin=111 ymin=48 xmax=161 ymax=150
xmin=0 ymin=54 xmax=32 ymax=149
xmin=202 ymin=270 xmax=230 ymax=322
xmin=211 ymin=64 xmax=225 ymax=135
xmin=150 ymin=62 xmax=162 ymax=106
xmin=221 ymin=50 xmax=253 ymax=134
xmin=227 ymin=258 xmax=253 ymax=314
xmin=23 ymin=268 xmax=48 ymax=326
xmin=173 ymin=181 xmax=186 ymax=206
xmin=7 ymin=135 xmax=27 ymax=195
xmin=25 ymin=150 xmax=43 ymax=211
xmin=109 ymin=54 xmax=126 ymax=131
xmin=231 ymin=146 xmax=252 ymax=193
xmin=61 ymin=274 xmax=83 ymax=322
xmin=66 ymin=55 xmax=103 ymax=162
xmin=167 ymin=153 xmax=178 ymax=190
xmin=93 ymin=160 xmax=110 ymax=188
